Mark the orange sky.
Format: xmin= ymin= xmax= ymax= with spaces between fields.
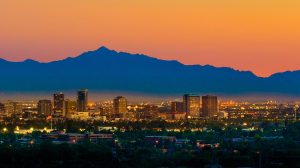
xmin=0 ymin=0 xmax=300 ymax=77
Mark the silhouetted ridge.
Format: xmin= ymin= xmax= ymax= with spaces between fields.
xmin=23 ymin=59 xmax=40 ymax=63
xmin=0 ymin=46 xmax=299 ymax=94
xmin=96 ymin=46 xmax=113 ymax=52
xmin=0 ymin=58 xmax=8 ymax=62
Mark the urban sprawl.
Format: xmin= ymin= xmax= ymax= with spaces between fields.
xmin=0 ymin=89 xmax=300 ymax=167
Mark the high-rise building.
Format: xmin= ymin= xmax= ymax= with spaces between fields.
xmin=183 ymin=94 xmax=200 ymax=118
xmin=64 ymin=99 xmax=77 ymax=117
xmin=37 ymin=100 xmax=52 ymax=116
xmin=171 ymin=101 xmax=184 ymax=113
xmin=202 ymin=95 xmax=218 ymax=118
xmin=53 ymin=93 xmax=64 ymax=113
xmin=77 ymin=89 xmax=88 ymax=112
xmin=113 ymin=96 xmax=127 ymax=114
xmin=0 ymin=103 xmax=5 ymax=114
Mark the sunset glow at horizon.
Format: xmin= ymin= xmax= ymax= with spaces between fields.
xmin=1 ymin=0 xmax=300 ymax=77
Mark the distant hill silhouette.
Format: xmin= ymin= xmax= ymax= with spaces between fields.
xmin=0 ymin=46 xmax=299 ymax=95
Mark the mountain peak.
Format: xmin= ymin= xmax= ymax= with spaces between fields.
xmin=95 ymin=46 xmax=113 ymax=53
xmin=23 ymin=59 xmax=39 ymax=63
xmin=90 ymin=46 xmax=119 ymax=56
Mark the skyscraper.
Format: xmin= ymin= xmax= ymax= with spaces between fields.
xmin=37 ymin=100 xmax=52 ymax=116
xmin=0 ymin=103 xmax=5 ymax=114
xmin=53 ymin=93 xmax=64 ymax=114
xmin=202 ymin=95 xmax=218 ymax=118
xmin=171 ymin=101 xmax=184 ymax=113
xmin=183 ymin=94 xmax=200 ymax=118
xmin=64 ymin=99 xmax=77 ymax=117
xmin=77 ymin=89 xmax=88 ymax=112
xmin=113 ymin=96 xmax=127 ymax=114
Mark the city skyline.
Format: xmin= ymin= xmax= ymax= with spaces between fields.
xmin=1 ymin=1 xmax=300 ymax=77
xmin=0 ymin=90 xmax=298 ymax=122
xmin=1 ymin=91 xmax=300 ymax=103
xmin=1 ymin=1 xmax=300 ymax=167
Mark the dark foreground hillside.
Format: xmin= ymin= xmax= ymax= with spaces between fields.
xmin=0 ymin=136 xmax=300 ymax=168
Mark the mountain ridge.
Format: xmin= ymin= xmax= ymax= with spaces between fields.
xmin=1 ymin=46 xmax=292 ymax=78
xmin=0 ymin=46 xmax=299 ymax=95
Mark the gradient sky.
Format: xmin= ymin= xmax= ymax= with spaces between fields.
xmin=0 ymin=0 xmax=300 ymax=77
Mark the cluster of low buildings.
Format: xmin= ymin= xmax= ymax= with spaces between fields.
xmin=14 ymin=131 xmax=114 ymax=145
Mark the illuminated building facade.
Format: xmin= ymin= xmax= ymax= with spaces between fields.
xmin=183 ymin=94 xmax=200 ymax=118
xmin=113 ymin=96 xmax=127 ymax=114
xmin=64 ymin=99 xmax=77 ymax=117
xmin=37 ymin=100 xmax=52 ymax=116
xmin=0 ymin=103 xmax=5 ymax=114
xmin=53 ymin=93 xmax=64 ymax=114
xmin=77 ymin=89 xmax=88 ymax=112
xmin=202 ymin=95 xmax=218 ymax=118
xmin=171 ymin=101 xmax=184 ymax=113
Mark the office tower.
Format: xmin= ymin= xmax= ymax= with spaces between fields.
xmin=202 ymin=95 xmax=218 ymax=118
xmin=53 ymin=93 xmax=64 ymax=113
xmin=37 ymin=100 xmax=52 ymax=116
xmin=0 ymin=103 xmax=5 ymax=113
xmin=113 ymin=96 xmax=127 ymax=114
xmin=183 ymin=94 xmax=200 ymax=118
xmin=64 ymin=99 xmax=77 ymax=117
xmin=171 ymin=101 xmax=184 ymax=113
xmin=77 ymin=89 xmax=88 ymax=112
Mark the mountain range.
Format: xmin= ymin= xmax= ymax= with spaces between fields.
xmin=0 ymin=46 xmax=299 ymax=95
